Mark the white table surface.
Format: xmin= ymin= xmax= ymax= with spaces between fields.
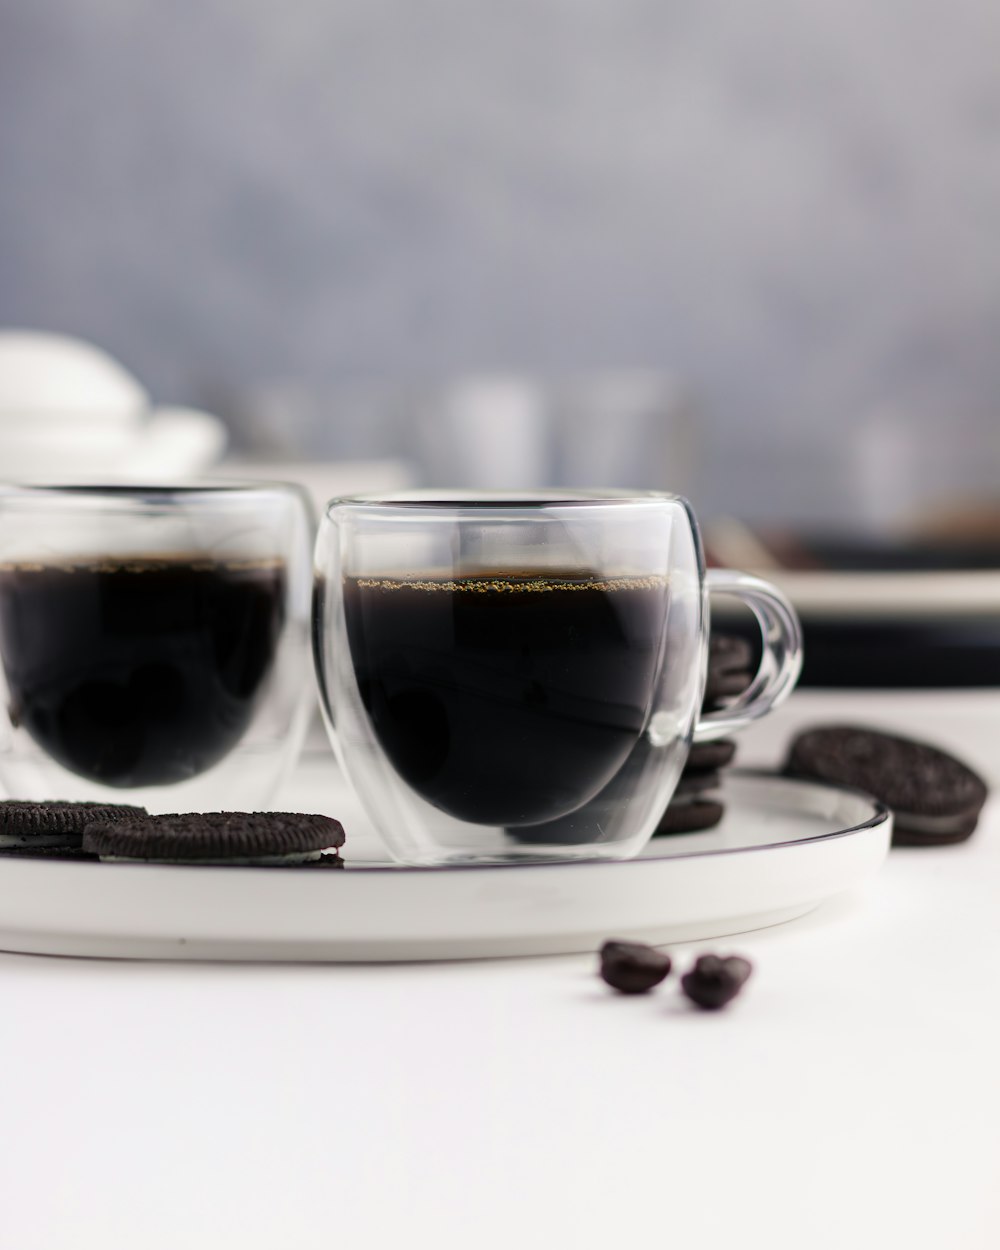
xmin=3 ymin=689 xmax=999 ymax=1249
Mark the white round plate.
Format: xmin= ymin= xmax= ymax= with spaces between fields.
xmin=0 ymin=766 xmax=891 ymax=962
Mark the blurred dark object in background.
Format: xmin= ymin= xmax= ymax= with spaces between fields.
xmin=706 ymin=515 xmax=1000 ymax=689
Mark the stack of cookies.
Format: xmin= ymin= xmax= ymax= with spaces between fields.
xmin=654 ymin=634 xmax=755 ymax=836
xmin=0 ymin=802 xmax=346 ymax=867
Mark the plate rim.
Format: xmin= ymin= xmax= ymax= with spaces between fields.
xmin=0 ymin=769 xmax=890 ymax=877
xmin=0 ymin=769 xmax=893 ymax=961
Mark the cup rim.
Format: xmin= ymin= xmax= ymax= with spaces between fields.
xmin=0 ymin=480 xmax=310 ymax=507
xmin=325 ymin=488 xmax=684 ymax=517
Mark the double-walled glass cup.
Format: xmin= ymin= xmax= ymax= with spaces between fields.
xmin=0 ymin=483 xmax=314 ymax=812
xmin=314 ymin=491 xmax=802 ymax=865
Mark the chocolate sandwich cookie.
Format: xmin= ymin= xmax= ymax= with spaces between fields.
xmin=684 ymin=738 xmax=737 ymax=773
xmin=654 ymin=797 xmax=725 ymax=836
xmin=298 ymin=852 xmax=347 ymax=869
xmin=785 ymin=725 xmax=988 ymax=846
xmin=83 ymin=811 xmax=346 ymax=865
xmin=0 ymin=800 xmax=147 ymax=851
xmin=704 ymin=669 xmax=753 ymax=703
xmin=704 ymin=635 xmax=754 ymax=704
xmin=0 ymin=844 xmax=100 ymax=862
xmin=660 ymin=741 xmax=735 ymax=838
xmin=673 ymin=769 xmax=722 ymax=798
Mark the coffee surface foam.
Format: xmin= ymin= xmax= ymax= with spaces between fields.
xmin=354 ymin=573 xmax=670 ymax=594
xmin=0 ymin=556 xmax=283 ymax=575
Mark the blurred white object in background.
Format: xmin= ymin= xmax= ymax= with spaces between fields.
xmin=550 ymin=372 xmax=694 ymax=492
xmin=226 ymin=378 xmax=413 ymax=463
xmin=218 ymin=458 xmax=416 ymax=517
xmin=419 ymin=376 xmax=550 ymax=489
xmin=222 ymin=371 xmax=696 ymax=496
xmin=0 ymin=330 xmax=227 ymax=480
xmin=0 ymin=330 xmax=146 ymax=421
xmin=854 ymin=403 xmax=1000 ymax=534
xmin=416 ymin=371 xmax=695 ymax=493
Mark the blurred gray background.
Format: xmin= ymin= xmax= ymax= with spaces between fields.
xmin=1 ymin=0 xmax=998 ymax=524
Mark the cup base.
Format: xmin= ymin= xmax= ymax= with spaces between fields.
xmin=400 ymin=840 xmax=646 ymax=868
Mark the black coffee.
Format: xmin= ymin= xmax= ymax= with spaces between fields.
xmin=343 ymin=572 xmax=669 ymax=826
xmin=0 ymin=558 xmax=286 ymax=787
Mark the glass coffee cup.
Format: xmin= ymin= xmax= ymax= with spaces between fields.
xmin=0 ymin=484 xmax=314 ymax=811
xmin=314 ymin=491 xmax=802 ymax=865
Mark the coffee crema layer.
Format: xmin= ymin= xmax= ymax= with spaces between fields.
xmin=0 ymin=556 xmax=282 ymax=575
xmin=354 ymin=573 xmax=670 ymax=594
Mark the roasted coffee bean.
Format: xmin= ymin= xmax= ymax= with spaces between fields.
xmin=599 ymin=939 xmax=672 ymax=994
xmin=680 ymin=954 xmax=752 ymax=1009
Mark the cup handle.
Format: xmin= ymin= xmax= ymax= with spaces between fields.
xmin=692 ymin=568 xmax=803 ymax=743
